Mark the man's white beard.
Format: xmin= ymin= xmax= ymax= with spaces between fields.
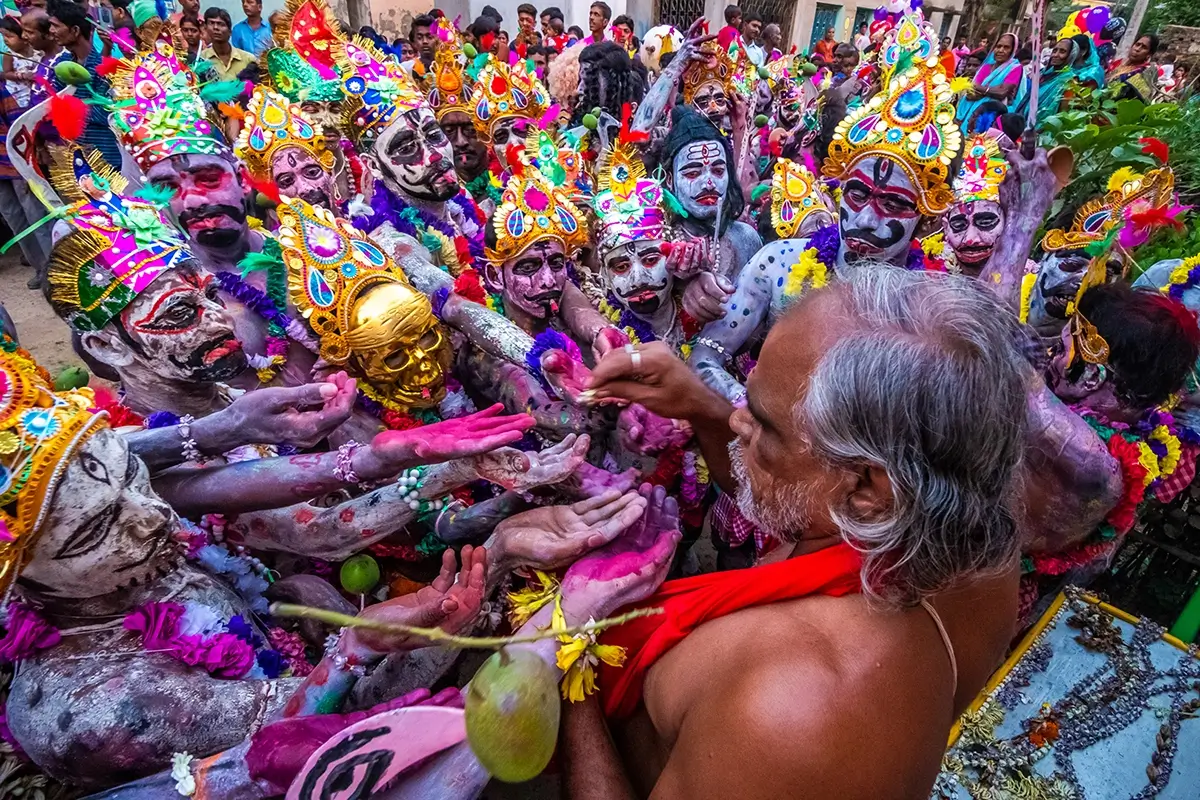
xmin=728 ymin=439 xmax=814 ymax=541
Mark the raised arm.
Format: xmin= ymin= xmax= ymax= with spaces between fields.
xmin=631 ymin=19 xmax=712 ymax=136
xmin=989 ymin=143 xmax=1057 ymax=308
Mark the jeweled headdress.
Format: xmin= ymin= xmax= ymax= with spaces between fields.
xmin=45 ymin=147 xmax=192 ymax=332
xmin=469 ymin=56 xmax=551 ymax=143
xmin=487 ymin=162 xmax=588 ymax=264
xmin=278 ymin=198 xmax=419 ymax=364
xmin=1042 ymin=167 xmax=1176 ymax=253
xmin=524 ymin=127 xmax=591 ymax=206
xmin=338 ymin=36 xmax=427 ymax=146
xmin=770 ymin=159 xmax=829 ymax=240
xmin=272 ymin=0 xmax=344 ymax=80
xmin=823 ymin=10 xmax=962 ymax=216
xmin=953 ymin=134 xmax=1007 ymax=205
xmin=235 ymin=87 xmax=334 ymax=183
xmin=428 ymin=17 xmax=471 ymax=121
xmin=106 ymin=34 xmax=228 ymax=171
xmin=592 ymin=116 xmax=665 ymax=254
xmin=681 ymin=38 xmax=749 ymax=106
xmin=263 ymin=48 xmax=345 ymax=104
xmin=0 ymin=344 xmax=105 ymax=587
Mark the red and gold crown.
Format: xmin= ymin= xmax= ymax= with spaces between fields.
xmin=487 ymin=162 xmax=588 ymax=264
xmin=953 ymin=134 xmax=1007 ymax=205
xmin=0 ymin=342 xmax=105 ymax=590
xmin=107 ymin=33 xmax=229 ymax=171
xmin=1042 ymin=166 xmax=1176 ymax=252
xmin=272 ymin=0 xmax=344 ymax=80
xmin=770 ymin=159 xmax=832 ymax=239
xmin=338 ymin=35 xmax=427 ymax=146
xmin=235 ymin=87 xmax=335 ymax=183
xmin=592 ymin=120 xmax=665 ymax=253
xmin=681 ymin=38 xmax=750 ymax=106
xmin=824 ymin=10 xmax=961 ymax=216
xmin=469 ymin=56 xmax=550 ymax=143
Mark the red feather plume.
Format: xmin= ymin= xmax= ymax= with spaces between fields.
xmin=48 ymin=93 xmax=88 ymax=141
xmin=453 ymin=268 xmax=487 ymax=305
xmin=248 ymin=175 xmax=282 ymax=205
xmin=480 ymin=32 xmax=495 ymax=53
xmin=1149 ymin=294 xmax=1200 ymax=349
xmin=618 ymin=102 xmax=649 ymax=144
xmin=96 ymin=56 xmax=123 ymax=77
xmin=1129 ymin=205 xmax=1187 ymax=233
xmin=1140 ymin=137 xmax=1169 ymax=163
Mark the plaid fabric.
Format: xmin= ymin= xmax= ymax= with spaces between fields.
xmin=1153 ymin=442 xmax=1200 ymax=503
xmin=711 ymin=492 xmax=778 ymax=557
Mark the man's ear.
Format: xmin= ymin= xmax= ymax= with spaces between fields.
xmin=79 ymin=327 xmax=137 ymax=370
xmin=843 ymin=463 xmax=893 ymax=525
xmin=481 ymin=260 xmax=504 ymax=293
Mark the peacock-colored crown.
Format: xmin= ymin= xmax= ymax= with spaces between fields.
xmin=592 ymin=113 xmax=665 ymax=253
xmin=235 ymin=87 xmax=335 ymax=183
xmin=487 ymin=161 xmax=589 ymax=264
xmin=1042 ymin=166 xmax=1176 ymax=252
xmin=681 ymin=38 xmax=750 ymax=106
xmin=823 ymin=10 xmax=962 ymax=216
xmin=469 ymin=56 xmax=550 ymax=143
xmin=427 ymin=17 xmax=472 ymax=121
xmin=770 ymin=159 xmax=830 ymax=240
xmin=262 ymin=47 xmax=345 ymax=104
xmin=953 ymin=134 xmax=1008 ymax=205
xmin=338 ymin=36 xmax=427 ymax=147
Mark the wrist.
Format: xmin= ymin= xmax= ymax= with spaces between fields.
xmin=188 ymin=411 xmax=240 ymax=456
xmin=353 ymin=443 xmax=406 ymax=482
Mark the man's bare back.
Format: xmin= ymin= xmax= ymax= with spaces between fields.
xmin=610 ymin=560 xmax=1019 ymax=799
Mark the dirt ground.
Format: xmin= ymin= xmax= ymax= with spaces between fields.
xmin=0 ymin=250 xmax=76 ymax=374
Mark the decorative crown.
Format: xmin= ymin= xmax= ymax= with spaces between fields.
xmin=487 ymin=162 xmax=589 ymax=264
xmin=823 ymin=10 xmax=962 ymax=216
xmin=278 ymin=198 xmax=418 ymax=363
xmin=1042 ymin=166 xmax=1176 ymax=253
xmin=427 ymin=18 xmax=472 ymax=121
xmin=272 ymin=0 xmax=344 ymax=80
xmin=953 ymin=134 xmax=1007 ymax=205
xmin=45 ymin=147 xmax=192 ymax=332
xmin=770 ymin=159 xmax=830 ymax=240
xmin=469 ymin=56 xmax=550 ymax=143
xmin=0 ymin=342 xmax=106 ymax=588
xmin=262 ymin=47 xmax=345 ymax=104
xmin=524 ymin=127 xmax=591 ymax=207
xmin=338 ymin=36 xmax=427 ymax=146
xmin=107 ymin=34 xmax=228 ymax=170
xmin=235 ymin=87 xmax=335 ymax=183
xmin=681 ymin=38 xmax=749 ymax=106
xmin=592 ymin=117 xmax=665 ymax=253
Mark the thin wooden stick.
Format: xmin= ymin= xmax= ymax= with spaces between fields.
xmin=270 ymin=602 xmax=662 ymax=649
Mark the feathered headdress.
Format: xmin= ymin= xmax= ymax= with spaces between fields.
xmin=1042 ymin=166 xmax=1176 ymax=253
xmin=469 ymin=55 xmax=551 ymax=143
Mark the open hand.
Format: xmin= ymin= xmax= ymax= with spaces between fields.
xmin=681 ymin=271 xmax=733 ymax=323
xmin=358 ymin=404 xmax=534 ymax=479
xmin=541 ymin=348 xmax=595 ymax=403
xmin=343 ymin=546 xmax=487 ymax=656
xmin=559 ymin=485 xmax=682 ymax=621
xmin=617 ymin=403 xmax=686 ymax=455
xmin=556 ymin=462 xmax=640 ymax=501
xmin=226 ymin=371 xmax=357 ymax=448
xmin=472 ymin=433 xmax=589 ymax=491
xmin=677 ymin=18 xmax=716 ymax=66
xmin=492 ymin=490 xmax=649 ymax=571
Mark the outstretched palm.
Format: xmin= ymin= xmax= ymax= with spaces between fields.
xmin=492 ymin=490 xmax=649 ymax=571
xmin=472 ymin=433 xmax=590 ymax=491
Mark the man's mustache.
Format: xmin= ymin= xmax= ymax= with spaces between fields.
xmin=298 ymin=190 xmax=331 ymax=209
xmin=618 ymin=282 xmax=669 ymax=299
xmin=842 ymin=220 xmax=906 ymax=248
xmin=178 ymin=204 xmax=246 ymax=229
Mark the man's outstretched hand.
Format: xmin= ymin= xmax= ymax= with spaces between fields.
xmin=490 ymin=490 xmax=649 ymax=571
xmin=225 ymin=371 xmax=358 ymax=448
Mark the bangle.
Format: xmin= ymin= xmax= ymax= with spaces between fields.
xmin=324 ymin=628 xmax=369 ymax=677
xmin=178 ymin=415 xmax=201 ymax=462
xmin=696 ymin=337 xmax=728 ymax=357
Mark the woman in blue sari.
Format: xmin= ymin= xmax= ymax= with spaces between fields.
xmin=957 ymin=32 xmax=1024 ymax=126
xmin=1016 ymin=36 xmax=1105 ymax=127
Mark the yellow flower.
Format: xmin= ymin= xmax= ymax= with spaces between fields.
xmin=920 ymin=232 xmax=945 ymax=257
xmin=782 ymin=247 xmax=828 ymax=299
xmin=1150 ymin=425 xmax=1182 ymax=477
xmin=950 ymin=76 xmax=971 ymax=93
xmin=679 ymin=343 xmax=692 ymax=359
xmin=507 ymin=570 xmax=560 ymax=628
xmin=552 ymin=596 xmax=626 ymax=702
xmin=1107 ymin=166 xmax=1143 ymax=193
xmin=0 ymin=431 xmax=20 ymax=455
xmin=1018 ymin=272 xmax=1038 ymax=324
xmin=1137 ymin=440 xmax=1161 ymax=486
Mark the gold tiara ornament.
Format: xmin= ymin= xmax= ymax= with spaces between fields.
xmin=235 ymin=87 xmax=335 ymax=184
xmin=770 ymin=159 xmax=831 ymax=239
xmin=487 ymin=161 xmax=589 ymax=264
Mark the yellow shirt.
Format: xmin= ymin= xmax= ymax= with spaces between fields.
xmin=199 ymin=45 xmax=256 ymax=81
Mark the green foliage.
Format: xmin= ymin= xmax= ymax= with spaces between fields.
xmin=1139 ymin=0 xmax=1200 ymax=37
xmin=1161 ymin=101 xmax=1200 ymax=206
xmin=1129 ymin=220 xmax=1200 ymax=279
xmin=1038 ymin=87 xmax=1180 ymax=232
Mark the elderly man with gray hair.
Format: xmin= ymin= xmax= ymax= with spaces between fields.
xmin=559 ymin=268 xmax=1029 ymax=799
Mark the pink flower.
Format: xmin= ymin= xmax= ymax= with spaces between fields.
xmin=123 ymin=602 xmax=185 ymax=650
xmin=0 ymin=604 xmax=61 ymax=663
xmin=198 ymin=633 xmax=256 ymax=679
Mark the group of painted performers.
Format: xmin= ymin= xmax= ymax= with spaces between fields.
xmin=0 ymin=1 xmax=1198 ymax=796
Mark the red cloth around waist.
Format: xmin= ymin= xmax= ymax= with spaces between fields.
xmin=599 ymin=541 xmax=863 ymax=719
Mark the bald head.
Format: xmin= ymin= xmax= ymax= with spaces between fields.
xmin=21 ymin=8 xmax=53 ymax=51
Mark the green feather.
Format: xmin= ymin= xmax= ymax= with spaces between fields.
xmin=1085 ymin=225 xmax=1122 ymax=258
xmin=239 ymin=251 xmax=282 ymax=279
xmin=199 ymin=80 xmax=245 ymax=104
xmin=133 ymin=183 xmax=177 ymax=206
xmin=662 ymin=187 xmax=689 ymax=219
xmin=893 ymin=49 xmax=914 ymax=79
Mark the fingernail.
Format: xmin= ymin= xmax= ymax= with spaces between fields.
xmin=578 ymin=389 xmax=597 ymax=404
xmin=318 ymin=384 xmax=337 ymax=398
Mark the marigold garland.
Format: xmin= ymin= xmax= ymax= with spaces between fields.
xmin=1018 ymin=271 xmax=1038 ymax=324
xmin=782 ymin=247 xmax=828 ymax=299
xmin=1163 ymin=253 xmax=1200 ymax=298
xmin=552 ymin=596 xmax=626 ymax=702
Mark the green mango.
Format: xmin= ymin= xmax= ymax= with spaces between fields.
xmin=582 ymin=113 xmax=599 ymax=130
xmin=54 ymin=61 xmax=92 ymax=86
xmin=465 ymin=648 xmax=561 ymax=783
xmin=53 ymin=366 xmax=89 ymax=390
xmin=754 ymin=114 xmax=770 ymax=128
xmin=339 ymin=554 xmax=380 ymax=594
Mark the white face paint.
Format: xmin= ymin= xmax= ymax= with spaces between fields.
xmin=21 ymin=428 xmax=182 ymax=599
xmin=601 ymin=240 xmax=672 ymax=319
xmin=837 ymin=155 xmax=921 ymax=266
xmin=672 ymin=139 xmax=728 ymax=221
xmin=1027 ymin=250 xmax=1091 ymax=335
xmin=372 ymin=106 xmax=459 ymax=201
xmin=944 ymin=199 xmax=1005 ymax=277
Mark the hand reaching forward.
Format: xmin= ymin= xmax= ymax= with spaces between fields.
xmin=355 ymin=404 xmax=535 ymax=479
xmin=681 ymin=271 xmax=734 ymax=323
xmin=225 ymin=371 xmax=357 ymax=448
xmin=559 ymin=484 xmax=682 ymax=622
xmin=491 ymin=490 xmax=649 ymax=571
xmin=618 ymin=403 xmax=687 ymax=456
xmin=587 ymin=341 xmax=724 ymax=422
xmin=471 ymin=433 xmax=590 ymax=491
xmin=342 ymin=546 xmax=487 ymax=656
xmin=540 ymin=348 xmax=594 ymax=403
xmin=557 ymin=462 xmax=639 ymax=501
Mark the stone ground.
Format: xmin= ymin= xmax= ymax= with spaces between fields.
xmin=0 ymin=250 xmax=76 ymax=373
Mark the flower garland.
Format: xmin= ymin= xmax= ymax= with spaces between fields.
xmin=214 ymin=271 xmax=316 ymax=384
xmin=363 ymin=184 xmax=484 ymax=276
xmin=642 ymin=443 xmax=711 ymax=528
xmin=598 ymin=293 xmax=656 ymax=346
xmin=1018 ymin=271 xmax=1038 ymax=324
xmin=781 ymin=246 xmax=829 ymax=298
xmin=553 ymin=596 xmax=626 ymax=702
xmin=464 ymin=172 xmax=503 ymax=206
xmin=0 ymin=603 xmax=62 ymax=664
xmin=1163 ymin=254 xmax=1200 ymax=299
xmin=124 ymin=600 xmax=289 ymax=679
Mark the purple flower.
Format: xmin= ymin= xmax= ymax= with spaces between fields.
xmin=0 ymin=604 xmax=62 ymax=664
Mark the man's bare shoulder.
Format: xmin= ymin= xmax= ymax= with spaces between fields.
xmin=649 ymin=596 xmax=953 ymax=799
